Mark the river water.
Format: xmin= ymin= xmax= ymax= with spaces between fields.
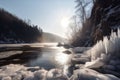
xmin=0 ymin=43 xmax=73 ymax=70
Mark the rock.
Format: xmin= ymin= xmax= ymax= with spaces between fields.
xmin=71 ymin=53 xmax=90 ymax=64
xmin=115 ymin=60 xmax=120 ymax=65
xmin=71 ymin=68 xmax=120 ymax=80
xmin=63 ymin=50 xmax=72 ymax=54
xmin=57 ymin=42 xmax=63 ymax=47
xmin=116 ymin=65 xmax=120 ymax=71
xmin=71 ymin=47 xmax=90 ymax=53
xmin=34 ymin=69 xmax=47 ymax=80
xmin=103 ymin=65 xmax=116 ymax=71
xmin=103 ymin=69 xmax=120 ymax=78
xmin=100 ymin=53 xmax=109 ymax=62
xmin=109 ymin=60 xmax=117 ymax=66
xmin=71 ymin=57 xmax=90 ymax=64
xmin=27 ymin=66 xmax=40 ymax=72
xmin=46 ymin=69 xmax=68 ymax=80
xmin=75 ymin=64 xmax=84 ymax=69
xmin=1 ymin=76 xmax=12 ymax=80
xmin=11 ymin=73 xmax=22 ymax=80
xmin=85 ymin=58 xmax=104 ymax=69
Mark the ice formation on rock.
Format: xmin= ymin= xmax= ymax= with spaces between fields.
xmin=89 ymin=28 xmax=120 ymax=62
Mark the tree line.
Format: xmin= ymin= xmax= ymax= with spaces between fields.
xmin=0 ymin=8 xmax=43 ymax=43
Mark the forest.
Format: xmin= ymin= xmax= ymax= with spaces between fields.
xmin=0 ymin=9 xmax=43 ymax=43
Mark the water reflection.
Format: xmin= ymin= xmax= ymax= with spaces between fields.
xmin=0 ymin=51 xmax=41 ymax=66
xmin=55 ymin=52 xmax=71 ymax=65
xmin=28 ymin=47 xmax=72 ymax=70
xmin=0 ymin=43 xmax=73 ymax=71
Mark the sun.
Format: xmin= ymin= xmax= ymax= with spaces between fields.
xmin=61 ymin=17 xmax=70 ymax=29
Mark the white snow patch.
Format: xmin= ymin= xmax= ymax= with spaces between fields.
xmin=85 ymin=58 xmax=104 ymax=68
xmin=72 ymin=68 xmax=120 ymax=80
xmin=0 ymin=64 xmax=69 ymax=80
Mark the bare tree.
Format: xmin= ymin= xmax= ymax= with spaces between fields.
xmin=67 ymin=0 xmax=94 ymax=46
xmin=75 ymin=0 xmax=91 ymax=25
xmin=67 ymin=15 xmax=81 ymax=43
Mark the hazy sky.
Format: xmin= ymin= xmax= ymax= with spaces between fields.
xmin=0 ymin=0 xmax=75 ymax=37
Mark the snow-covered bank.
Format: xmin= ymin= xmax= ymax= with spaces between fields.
xmin=0 ymin=64 xmax=68 ymax=80
xmin=0 ymin=64 xmax=120 ymax=80
xmin=72 ymin=68 xmax=120 ymax=80
xmin=84 ymin=29 xmax=120 ymax=70
xmin=89 ymin=29 xmax=120 ymax=61
xmin=80 ymin=28 xmax=120 ymax=78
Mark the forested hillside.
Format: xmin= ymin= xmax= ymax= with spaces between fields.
xmin=0 ymin=9 xmax=43 ymax=43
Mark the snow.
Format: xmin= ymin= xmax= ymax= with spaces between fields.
xmin=46 ymin=69 xmax=68 ymax=80
xmin=0 ymin=64 xmax=69 ymax=80
xmin=0 ymin=64 xmax=120 ymax=80
xmin=70 ymin=47 xmax=91 ymax=53
xmin=72 ymin=68 xmax=120 ymax=80
xmin=1 ymin=29 xmax=120 ymax=79
xmin=85 ymin=58 xmax=104 ymax=68
xmin=89 ymin=28 xmax=120 ymax=61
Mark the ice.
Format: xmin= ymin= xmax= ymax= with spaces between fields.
xmin=34 ymin=69 xmax=47 ymax=80
xmin=85 ymin=58 xmax=104 ymax=68
xmin=46 ymin=69 xmax=68 ymax=80
xmin=0 ymin=64 xmax=27 ymax=76
xmin=1 ymin=28 xmax=120 ymax=79
xmin=1 ymin=76 xmax=12 ymax=80
xmin=71 ymin=68 xmax=120 ymax=80
xmin=0 ymin=64 xmax=69 ymax=80
xmin=89 ymin=28 xmax=120 ymax=61
xmin=70 ymin=47 xmax=90 ymax=53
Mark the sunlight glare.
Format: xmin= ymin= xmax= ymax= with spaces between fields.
xmin=55 ymin=52 xmax=69 ymax=65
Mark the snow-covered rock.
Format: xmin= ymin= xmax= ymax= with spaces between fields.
xmin=46 ymin=69 xmax=68 ymax=80
xmin=72 ymin=57 xmax=90 ymax=64
xmin=71 ymin=47 xmax=90 ymax=53
xmin=71 ymin=53 xmax=90 ymax=64
xmin=0 ymin=64 xmax=69 ymax=80
xmin=33 ymin=69 xmax=47 ymax=80
xmin=85 ymin=58 xmax=104 ymax=68
xmin=71 ymin=68 xmax=120 ymax=80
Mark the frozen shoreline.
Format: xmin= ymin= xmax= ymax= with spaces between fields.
xmin=0 ymin=47 xmax=120 ymax=80
xmin=0 ymin=40 xmax=120 ymax=80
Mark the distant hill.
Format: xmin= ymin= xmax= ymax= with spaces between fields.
xmin=0 ymin=8 xmax=42 ymax=43
xmin=42 ymin=32 xmax=65 ymax=42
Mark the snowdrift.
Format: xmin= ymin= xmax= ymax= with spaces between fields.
xmin=0 ymin=64 xmax=120 ymax=80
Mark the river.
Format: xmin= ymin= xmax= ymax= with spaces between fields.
xmin=0 ymin=43 xmax=73 ymax=70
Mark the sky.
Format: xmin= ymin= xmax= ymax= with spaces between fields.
xmin=0 ymin=0 xmax=76 ymax=38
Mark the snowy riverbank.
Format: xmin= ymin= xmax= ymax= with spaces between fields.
xmin=0 ymin=62 xmax=120 ymax=80
xmin=0 ymin=47 xmax=120 ymax=80
xmin=1 ymin=29 xmax=120 ymax=80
